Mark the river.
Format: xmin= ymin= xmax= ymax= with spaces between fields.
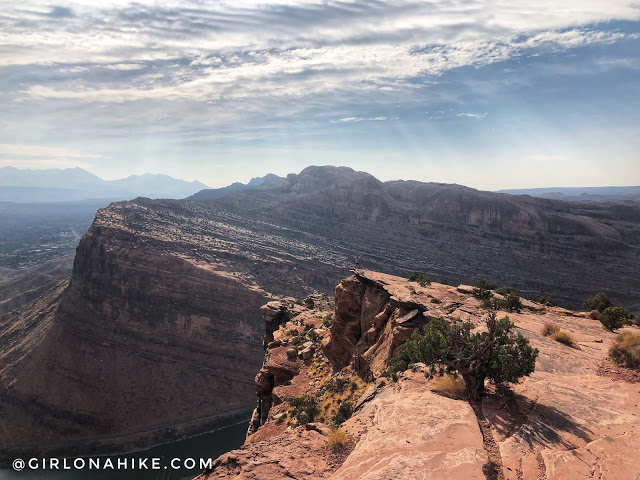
xmin=0 ymin=420 xmax=248 ymax=480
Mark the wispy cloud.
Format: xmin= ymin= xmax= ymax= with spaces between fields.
xmin=330 ymin=117 xmax=390 ymax=124
xmin=0 ymin=1 xmax=638 ymax=187
xmin=0 ymin=143 xmax=102 ymax=159
xmin=456 ymin=112 xmax=487 ymax=119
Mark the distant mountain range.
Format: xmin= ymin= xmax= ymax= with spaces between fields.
xmin=499 ymin=185 xmax=640 ymax=203
xmin=0 ymin=166 xmax=210 ymax=202
xmin=187 ymin=173 xmax=287 ymax=200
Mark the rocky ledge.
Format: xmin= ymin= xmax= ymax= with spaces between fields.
xmin=197 ymin=269 xmax=640 ymax=480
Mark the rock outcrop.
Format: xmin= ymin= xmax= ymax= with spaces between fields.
xmin=197 ymin=269 xmax=640 ymax=480
xmin=0 ymin=201 xmax=272 ymax=459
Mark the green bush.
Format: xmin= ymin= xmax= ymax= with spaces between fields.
xmin=599 ymin=306 xmax=629 ymax=332
xmin=584 ymin=292 xmax=613 ymax=313
xmin=498 ymin=292 xmax=523 ymax=313
xmin=534 ymin=293 xmax=558 ymax=307
xmin=288 ymin=396 xmax=320 ymax=426
xmin=332 ymin=401 xmax=353 ymax=425
xmin=473 ymin=280 xmax=496 ymax=301
xmin=322 ymin=314 xmax=332 ymax=328
xmin=307 ymin=329 xmax=319 ymax=342
xmin=304 ymin=298 xmax=315 ymax=309
xmin=609 ymin=332 xmax=640 ymax=370
xmin=387 ymin=313 xmax=538 ymax=400
xmin=324 ymin=377 xmax=347 ymax=393
xmin=476 ymin=279 xmax=497 ymax=290
xmin=496 ymin=286 xmax=518 ymax=296
xmin=409 ymin=271 xmax=431 ymax=287
xmin=440 ymin=278 xmax=449 ymax=285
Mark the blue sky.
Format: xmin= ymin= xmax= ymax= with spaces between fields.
xmin=0 ymin=1 xmax=639 ymax=189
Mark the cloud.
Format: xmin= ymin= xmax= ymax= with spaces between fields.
xmin=0 ymin=143 xmax=102 ymax=159
xmin=0 ymin=0 xmax=638 ymax=178
xmin=456 ymin=112 xmax=487 ymax=118
xmin=330 ymin=117 xmax=390 ymax=124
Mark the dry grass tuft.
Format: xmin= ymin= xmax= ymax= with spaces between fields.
xmin=541 ymin=322 xmax=560 ymax=337
xmin=327 ymin=428 xmax=349 ymax=450
xmin=609 ymin=332 xmax=640 ymax=370
xmin=432 ymin=374 xmax=466 ymax=400
xmin=550 ymin=330 xmax=574 ymax=347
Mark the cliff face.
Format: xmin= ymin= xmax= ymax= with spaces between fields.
xmin=212 ymin=166 xmax=640 ymax=310
xmin=199 ymin=270 xmax=640 ymax=480
xmin=0 ymin=201 xmax=271 ymax=458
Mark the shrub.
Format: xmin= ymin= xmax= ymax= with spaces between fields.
xmin=440 ymin=278 xmax=449 ymax=285
xmin=324 ymin=377 xmax=347 ymax=393
xmin=496 ymin=286 xmax=518 ymax=296
xmin=534 ymin=293 xmax=558 ymax=307
xmin=326 ymin=429 xmax=349 ymax=450
xmin=432 ymin=375 xmax=466 ymax=400
xmin=322 ymin=314 xmax=332 ymax=328
xmin=497 ymin=292 xmax=523 ymax=313
xmin=541 ymin=322 xmax=560 ymax=337
xmin=609 ymin=332 xmax=640 ymax=370
xmin=290 ymin=336 xmax=303 ymax=346
xmin=307 ymin=329 xmax=319 ymax=342
xmin=387 ymin=312 xmax=538 ymax=400
xmin=430 ymin=297 xmax=442 ymax=304
xmin=304 ymin=298 xmax=315 ymax=309
xmin=473 ymin=280 xmax=496 ymax=301
xmin=584 ymin=292 xmax=613 ymax=313
xmin=332 ymin=401 xmax=353 ymax=425
xmin=409 ymin=271 xmax=431 ymax=287
xmin=480 ymin=298 xmax=496 ymax=310
xmin=288 ymin=396 xmax=320 ymax=426
xmin=550 ymin=330 xmax=574 ymax=347
xmin=599 ymin=306 xmax=629 ymax=332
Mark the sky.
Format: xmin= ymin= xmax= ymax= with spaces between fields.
xmin=0 ymin=0 xmax=639 ymax=190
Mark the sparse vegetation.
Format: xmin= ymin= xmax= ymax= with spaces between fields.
xmin=599 ymin=306 xmax=629 ymax=332
xmin=432 ymin=374 xmax=466 ymax=400
xmin=304 ymin=297 xmax=315 ymax=309
xmin=609 ymin=332 xmax=640 ymax=370
xmin=322 ymin=314 xmax=332 ymax=328
xmin=534 ymin=292 xmax=558 ymax=307
xmin=408 ymin=271 xmax=431 ymax=286
xmin=481 ymin=293 xmax=522 ymax=313
xmin=331 ymin=401 xmax=353 ymax=425
xmin=584 ymin=292 xmax=613 ymax=313
xmin=326 ymin=428 xmax=349 ymax=450
xmin=551 ymin=330 xmax=574 ymax=347
xmin=496 ymin=286 xmax=517 ymax=296
xmin=498 ymin=292 xmax=523 ymax=313
xmin=439 ymin=278 xmax=449 ymax=285
xmin=473 ymin=280 xmax=496 ymax=301
xmin=541 ymin=322 xmax=574 ymax=346
xmin=386 ymin=312 xmax=538 ymax=400
xmin=430 ymin=297 xmax=442 ymax=304
xmin=288 ymin=396 xmax=320 ymax=426
xmin=541 ymin=322 xmax=560 ymax=337
xmin=324 ymin=377 xmax=347 ymax=393
xmin=307 ymin=329 xmax=319 ymax=342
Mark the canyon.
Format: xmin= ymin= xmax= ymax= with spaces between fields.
xmin=1 ymin=165 xmax=639 ymax=462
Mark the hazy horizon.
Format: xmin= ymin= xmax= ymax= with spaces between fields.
xmin=2 ymin=164 xmax=640 ymax=194
xmin=1 ymin=1 xmax=639 ymax=190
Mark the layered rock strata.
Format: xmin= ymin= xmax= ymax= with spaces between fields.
xmin=198 ymin=269 xmax=640 ymax=480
